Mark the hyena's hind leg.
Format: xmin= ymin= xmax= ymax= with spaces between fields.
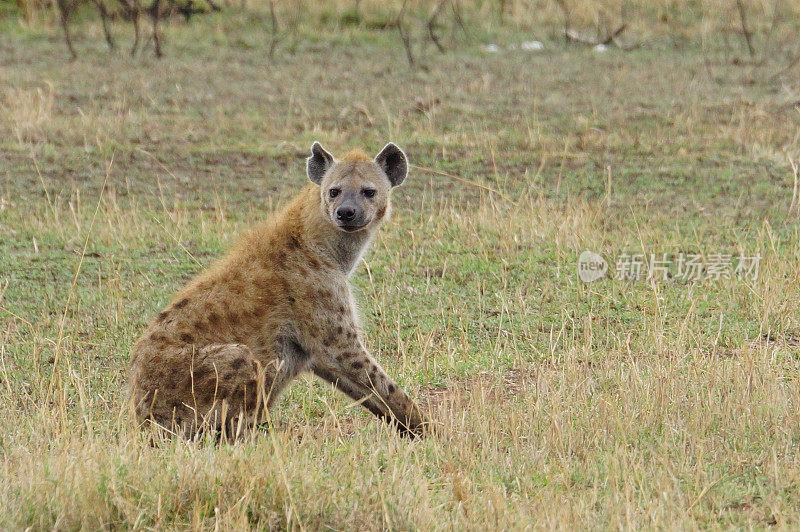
xmin=132 ymin=343 xmax=272 ymax=440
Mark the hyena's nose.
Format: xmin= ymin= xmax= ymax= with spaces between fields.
xmin=336 ymin=206 xmax=356 ymax=222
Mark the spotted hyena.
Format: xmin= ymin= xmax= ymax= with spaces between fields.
xmin=128 ymin=142 xmax=431 ymax=438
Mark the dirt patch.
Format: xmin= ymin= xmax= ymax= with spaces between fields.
xmin=757 ymin=331 xmax=800 ymax=346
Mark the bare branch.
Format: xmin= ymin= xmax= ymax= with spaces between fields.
xmin=789 ymin=156 xmax=798 ymax=215
xmin=602 ymin=24 xmax=627 ymax=45
xmin=735 ymin=0 xmax=755 ymax=57
xmin=118 ymin=0 xmax=143 ymax=56
xmin=427 ymin=0 xmax=446 ymax=53
xmin=450 ymin=0 xmax=467 ymax=37
xmin=396 ymin=0 xmax=414 ymax=68
xmin=56 ymin=0 xmax=77 ymax=60
xmin=267 ymin=0 xmax=279 ymax=61
xmin=151 ymin=0 xmax=163 ymax=58
xmin=94 ymin=0 xmax=116 ymax=51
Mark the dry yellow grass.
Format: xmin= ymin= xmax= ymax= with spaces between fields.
xmin=1 ymin=3 xmax=800 ymax=529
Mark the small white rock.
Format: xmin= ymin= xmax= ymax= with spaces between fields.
xmin=521 ymin=41 xmax=544 ymax=51
xmin=484 ymin=44 xmax=501 ymax=53
xmin=593 ymin=43 xmax=608 ymax=52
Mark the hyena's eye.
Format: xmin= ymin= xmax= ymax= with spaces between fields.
xmin=329 ymin=188 xmax=341 ymax=199
xmin=362 ymin=188 xmax=376 ymax=198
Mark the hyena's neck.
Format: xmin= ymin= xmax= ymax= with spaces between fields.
xmin=297 ymin=186 xmax=375 ymax=275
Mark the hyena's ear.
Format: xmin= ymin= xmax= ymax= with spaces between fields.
xmin=375 ymin=142 xmax=407 ymax=187
xmin=307 ymin=141 xmax=335 ymax=184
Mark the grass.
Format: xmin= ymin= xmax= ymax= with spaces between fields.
xmin=1 ymin=3 xmax=800 ymax=528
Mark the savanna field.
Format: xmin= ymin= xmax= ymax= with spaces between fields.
xmin=1 ymin=0 xmax=800 ymax=528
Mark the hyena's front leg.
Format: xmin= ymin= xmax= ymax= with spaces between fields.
xmin=312 ymin=344 xmax=430 ymax=437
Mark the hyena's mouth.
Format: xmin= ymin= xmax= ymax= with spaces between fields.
xmin=336 ymin=220 xmax=370 ymax=232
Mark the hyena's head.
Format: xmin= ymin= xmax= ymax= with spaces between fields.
xmin=306 ymin=142 xmax=407 ymax=233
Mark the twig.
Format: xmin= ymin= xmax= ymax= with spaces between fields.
xmin=0 ymin=306 xmax=35 ymax=331
xmin=148 ymin=214 xmax=203 ymax=267
xmin=790 ymin=157 xmax=798 ymax=214
xmin=94 ymin=0 xmax=116 ymax=51
xmin=118 ymin=0 xmax=143 ymax=56
xmin=151 ymin=0 xmax=163 ymax=58
xmin=687 ymin=472 xmax=739 ymax=512
xmin=396 ymin=0 xmax=414 ymax=67
xmin=131 ymin=8 xmax=141 ymax=57
xmin=48 ymin=155 xmax=114 ymax=397
xmin=427 ymin=0 xmax=446 ymax=53
xmin=602 ymin=24 xmax=627 ymax=45
xmin=411 ymin=163 xmax=510 ymax=201
xmin=565 ymin=24 xmax=627 ymax=46
xmin=450 ymin=0 xmax=467 ymax=37
xmin=56 ymin=0 xmax=77 ymax=60
xmin=701 ymin=46 xmax=723 ymax=85
xmin=268 ymin=0 xmax=279 ymax=61
xmin=735 ymin=0 xmax=755 ymax=57
xmin=175 ymin=0 xmax=207 ymax=23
